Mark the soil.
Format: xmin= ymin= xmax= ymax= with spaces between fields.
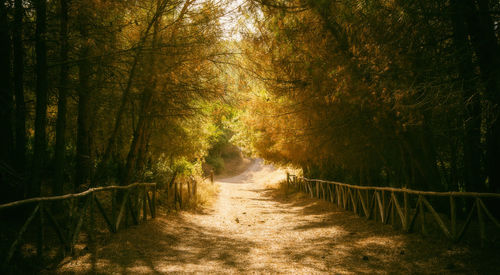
xmin=51 ymin=159 xmax=499 ymax=274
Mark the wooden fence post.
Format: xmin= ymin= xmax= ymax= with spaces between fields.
xmin=419 ymin=196 xmax=426 ymax=235
xmin=143 ymin=186 xmax=147 ymax=221
xmin=127 ymin=194 xmax=138 ymax=225
xmin=390 ymin=194 xmax=395 ymax=226
xmin=112 ymin=190 xmax=116 ymax=230
xmin=329 ymin=184 xmax=334 ymax=203
xmin=115 ymin=190 xmax=129 ymax=231
xmin=88 ymin=193 xmax=95 ymax=254
xmin=450 ymin=196 xmax=456 ymax=240
xmin=179 ymin=181 xmax=183 ymax=209
xmin=174 ymin=180 xmax=178 ymax=209
xmin=476 ymin=198 xmax=485 ymax=247
xmin=37 ymin=202 xmax=45 ymax=260
xmin=382 ymin=191 xmax=386 ymax=220
xmin=135 ymin=187 xmax=140 ymax=222
xmin=403 ymin=192 xmax=409 ymax=232
xmin=286 ymin=172 xmax=290 ymax=197
xmin=322 ymin=183 xmax=326 ymax=200
xmin=152 ymin=184 xmax=157 ymax=218
xmin=338 ymin=186 xmax=342 ymax=207
xmin=193 ymin=179 xmax=197 ymax=198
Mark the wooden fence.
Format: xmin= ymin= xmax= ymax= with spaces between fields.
xmin=287 ymin=174 xmax=500 ymax=245
xmin=0 ymin=182 xmax=157 ymax=267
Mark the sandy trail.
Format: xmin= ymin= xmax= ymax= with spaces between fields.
xmin=55 ymin=159 xmax=497 ymax=274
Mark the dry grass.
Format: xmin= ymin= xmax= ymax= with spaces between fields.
xmin=193 ymin=179 xmax=220 ymax=208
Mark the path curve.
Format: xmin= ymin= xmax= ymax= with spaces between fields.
xmin=55 ymin=159 xmax=497 ymax=274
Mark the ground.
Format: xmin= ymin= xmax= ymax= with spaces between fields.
xmin=52 ymin=159 xmax=499 ymax=274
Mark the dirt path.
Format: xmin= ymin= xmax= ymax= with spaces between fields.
xmin=55 ymin=159 xmax=498 ymax=274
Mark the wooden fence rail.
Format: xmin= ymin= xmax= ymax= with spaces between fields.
xmin=286 ymin=174 xmax=500 ymax=246
xmin=0 ymin=182 xmax=157 ymax=267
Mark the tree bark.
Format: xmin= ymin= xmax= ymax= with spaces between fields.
xmin=122 ymin=87 xmax=154 ymax=186
xmin=75 ymin=44 xmax=92 ymax=191
xmin=13 ymin=0 xmax=26 ymax=175
xmin=463 ymin=0 xmax=500 ymax=192
xmin=450 ymin=0 xmax=482 ymax=192
xmin=32 ymin=0 xmax=49 ymax=197
xmin=54 ymin=0 xmax=69 ymax=195
xmin=0 ymin=1 xmax=14 ymax=166
xmin=75 ymin=5 xmax=93 ymax=191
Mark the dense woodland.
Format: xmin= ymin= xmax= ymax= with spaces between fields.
xmin=0 ymin=0 xmax=239 ymax=203
xmin=237 ymin=0 xmax=500 ymax=193
xmin=1 ymin=0 xmax=500 ymax=206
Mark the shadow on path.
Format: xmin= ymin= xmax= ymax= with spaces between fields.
xmin=52 ymin=160 xmax=500 ymax=274
xmin=55 ymin=214 xmax=258 ymax=274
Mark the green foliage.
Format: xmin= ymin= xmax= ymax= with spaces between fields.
xmin=203 ymin=87 xmax=246 ymax=173
xmin=205 ymin=155 xmax=225 ymax=174
xmin=173 ymin=158 xmax=201 ymax=177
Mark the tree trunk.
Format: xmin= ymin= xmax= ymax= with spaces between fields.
xmin=463 ymin=0 xmax=500 ymax=192
xmin=113 ymin=0 xmax=192 ymax=187
xmin=75 ymin=44 xmax=92 ymax=191
xmin=32 ymin=0 xmax=48 ymax=197
xmin=402 ymin=127 xmax=439 ymax=191
xmin=0 ymin=1 xmax=14 ymax=166
xmin=54 ymin=0 xmax=69 ymax=195
xmin=13 ymin=0 xmax=26 ymax=176
xmin=122 ymin=11 xmax=161 ymax=186
xmin=450 ymin=0 xmax=482 ymax=192
xmin=122 ymin=88 xmax=154 ymax=186
xmin=135 ymin=124 xmax=152 ymax=176
xmin=75 ymin=7 xmax=92 ymax=191
xmin=94 ymin=3 xmax=169 ymax=184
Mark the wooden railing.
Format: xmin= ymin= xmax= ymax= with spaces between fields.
xmin=287 ymin=174 xmax=500 ymax=245
xmin=0 ymin=182 xmax=157 ymax=267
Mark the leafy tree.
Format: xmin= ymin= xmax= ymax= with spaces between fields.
xmin=239 ymin=0 xmax=500 ymax=192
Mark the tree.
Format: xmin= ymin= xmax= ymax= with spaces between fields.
xmin=0 ymin=0 xmax=14 ymax=169
xmin=32 ymin=0 xmax=49 ymax=196
xmin=239 ymin=0 xmax=499 ymax=192
xmin=461 ymin=0 xmax=500 ymax=193
xmin=74 ymin=1 xmax=93 ymax=191
xmin=13 ymin=0 xmax=26 ymax=175
xmin=54 ymin=0 xmax=69 ymax=195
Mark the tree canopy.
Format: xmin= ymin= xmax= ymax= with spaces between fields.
xmin=1 ymin=0 xmax=499 ymax=203
xmin=237 ymin=0 xmax=500 ymax=192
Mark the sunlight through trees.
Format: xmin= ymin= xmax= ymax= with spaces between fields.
xmin=1 ymin=0 xmax=499 ymax=210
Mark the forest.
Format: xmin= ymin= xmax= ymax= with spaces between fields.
xmin=1 ymin=0 xmax=500 ymax=207
xmin=0 ymin=0 xmax=241 ymax=204
xmin=1 ymin=0 xmax=500 ymax=273
xmin=239 ymin=0 xmax=500 ymax=193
